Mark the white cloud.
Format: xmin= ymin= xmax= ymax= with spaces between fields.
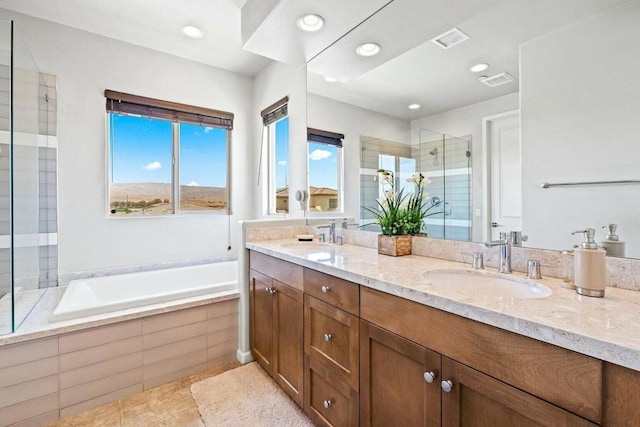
xmin=144 ymin=161 xmax=161 ymax=170
xmin=204 ymin=127 xmax=214 ymax=133
xmin=309 ymin=149 xmax=332 ymax=161
xmin=278 ymin=160 xmax=287 ymax=166
xmin=187 ymin=181 xmax=199 ymax=186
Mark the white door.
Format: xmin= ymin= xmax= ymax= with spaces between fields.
xmin=489 ymin=113 xmax=522 ymax=240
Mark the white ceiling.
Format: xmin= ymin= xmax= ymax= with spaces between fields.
xmin=307 ymin=0 xmax=630 ymax=120
xmin=0 ymin=0 xmax=271 ymax=76
xmin=0 ymin=0 xmax=630 ymax=119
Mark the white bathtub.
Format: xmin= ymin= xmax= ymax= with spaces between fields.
xmin=51 ymin=262 xmax=238 ymax=322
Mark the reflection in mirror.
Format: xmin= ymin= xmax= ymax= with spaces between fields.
xmin=307 ymin=0 xmax=640 ymax=258
xmin=359 ymin=130 xmax=471 ymax=241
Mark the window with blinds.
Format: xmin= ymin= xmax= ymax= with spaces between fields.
xmin=307 ymin=128 xmax=344 ymax=213
xmin=261 ymin=96 xmax=289 ymax=214
xmin=105 ymin=90 xmax=233 ymax=216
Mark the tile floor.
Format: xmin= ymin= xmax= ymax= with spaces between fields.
xmin=48 ymin=361 xmax=241 ymax=427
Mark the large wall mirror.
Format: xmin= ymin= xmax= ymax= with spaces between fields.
xmin=306 ymin=0 xmax=640 ymax=259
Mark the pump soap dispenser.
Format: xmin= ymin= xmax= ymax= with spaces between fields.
xmin=601 ymin=224 xmax=626 ymax=258
xmin=571 ymin=228 xmax=606 ymax=297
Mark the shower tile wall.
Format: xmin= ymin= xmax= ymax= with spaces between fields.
xmin=0 ymin=66 xmax=58 ymax=297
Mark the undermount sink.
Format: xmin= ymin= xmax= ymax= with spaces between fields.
xmin=422 ymin=270 xmax=552 ymax=299
xmin=280 ymin=242 xmax=331 ymax=251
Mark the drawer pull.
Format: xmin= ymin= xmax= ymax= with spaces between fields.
xmin=265 ymin=287 xmax=276 ymax=295
xmin=321 ymin=285 xmax=330 ymax=293
xmin=323 ymin=333 xmax=333 ymax=342
xmin=323 ymin=399 xmax=332 ymax=409
xmin=423 ymin=371 xmax=436 ymax=383
xmin=441 ymin=380 xmax=454 ymax=393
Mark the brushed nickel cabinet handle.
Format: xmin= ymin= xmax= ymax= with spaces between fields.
xmin=323 ymin=333 xmax=332 ymax=342
xmin=323 ymin=399 xmax=332 ymax=409
xmin=441 ymin=380 xmax=454 ymax=393
xmin=321 ymin=285 xmax=330 ymax=293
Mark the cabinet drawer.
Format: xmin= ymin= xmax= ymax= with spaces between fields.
xmin=250 ymin=251 xmax=303 ymax=291
xmin=361 ymin=287 xmax=603 ymax=424
xmin=304 ymin=355 xmax=359 ymax=427
xmin=304 ymin=296 xmax=359 ymax=390
xmin=304 ymin=268 xmax=359 ymax=315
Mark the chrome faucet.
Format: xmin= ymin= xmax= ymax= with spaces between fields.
xmin=484 ymin=239 xmax=512 ymax=274
xmin=316 ymin=219 xmax=336 ymax=243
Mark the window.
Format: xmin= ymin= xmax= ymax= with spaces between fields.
xmin=307 ymin=128 xmax=343 ymax=212
xmin=261 ymin=97 xmax=289 ymax=214
xmin=106 ymin=90 xmax=232 ymax=216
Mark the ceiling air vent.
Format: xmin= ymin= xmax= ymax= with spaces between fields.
xmin=479 ymin=72 xmax=515 ymax=87
xmin=431 ymin=27 xmax=470 ymax=49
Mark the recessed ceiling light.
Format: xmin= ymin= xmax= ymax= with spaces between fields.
xmin=181 ymin=25 xmax=204 ymax=39
xmin=469 ymin=63 xmax=490 ymax=73
xmin=356 ymin=42 xmax=381 ymax=57
xmin=296 ymin=14 xmax=325 ymax=32
xmin=324 ymin=76 xmax=337 ymax=83
xmin=408 ymin=104 xmax=421 ymax=110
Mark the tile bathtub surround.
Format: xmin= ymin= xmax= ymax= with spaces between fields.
xmin=0 ymin=300 xmax=238 ymax=426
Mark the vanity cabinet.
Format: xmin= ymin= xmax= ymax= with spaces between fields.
xmin=360 ymin=287 xmax=603 ymax=425
xmin=249 ymin=252 xmax=304 ymax=406
xmin=303 ymin=267 xmax=360 ymax=426
xmin=249 ymin=250 xmax=640 ymax=427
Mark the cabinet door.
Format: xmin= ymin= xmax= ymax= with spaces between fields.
xmin=272 ymin=279 xmax=304 ymax=406
xmin=441 ymin=357 xmax=596 ymax=427
xmin=305 ymin=355 xmax=359 ymax=427
xmin=305 ymin=295 xmax=359 ymax=390
xmin=249 ymin=269 xmax=274 ymax=374
xmin=360 ymin=321 xmax=441 ymax=427
xmin=604 ymin=362 xmax=640 ymax=426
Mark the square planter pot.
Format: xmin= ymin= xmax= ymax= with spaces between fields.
xmin=378 ymin=234 xmax=412 ymax=256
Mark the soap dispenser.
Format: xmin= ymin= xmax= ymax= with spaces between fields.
xmin=601 ymin=224 xmax=626 ymax=258
xmin=571 ymin=228 xmax=606 ymax=297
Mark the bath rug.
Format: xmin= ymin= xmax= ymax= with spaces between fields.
xmin=191 ymin=362 xmax=313 ymax=427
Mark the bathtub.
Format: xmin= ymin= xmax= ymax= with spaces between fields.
xmin=51 ymin=261 xmax=238 ymax=322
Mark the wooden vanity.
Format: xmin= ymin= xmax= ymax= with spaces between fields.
xmin=249 ymin=250 xmax=640 ymax=426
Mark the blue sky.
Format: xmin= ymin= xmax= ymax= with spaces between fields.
xmin=110 ymin=115 xmax=228 ymax=187
xmin=111 ymin=114 xmax=338 ymax=190
xmin=274 ymin=117 xmax=339 ymax=190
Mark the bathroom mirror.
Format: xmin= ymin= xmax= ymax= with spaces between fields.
xmin=306 ymin=0 xmax=640 ymax=258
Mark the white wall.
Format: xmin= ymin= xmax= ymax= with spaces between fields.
xmin=521 ymin=1 xmax=640 ymax=256
xmin=411 ymin=93 xmax=519 ymax=241
xmin=252 ymin=61 xmax=307 ymax=219
xmin=1 ymin=10 xmax=254 ymax=276
xmin=307 ymin=93 xmax=411 ymax=221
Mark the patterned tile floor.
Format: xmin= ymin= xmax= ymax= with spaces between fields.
xmin=48 ymin=361 xmax=240 ymax=427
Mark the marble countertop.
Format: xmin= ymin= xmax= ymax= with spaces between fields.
xmin=247 ymin=239 xmax=640 ymax=371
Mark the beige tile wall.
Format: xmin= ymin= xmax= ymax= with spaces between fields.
xmin=0 ymin=298 xmax=238 ymax=426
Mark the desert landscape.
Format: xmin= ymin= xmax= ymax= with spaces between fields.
xmin=110 ymin=182 xmax=227 ymax=215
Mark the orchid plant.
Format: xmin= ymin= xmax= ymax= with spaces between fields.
xmin=364 ymin=169 xmax=442 ymax=236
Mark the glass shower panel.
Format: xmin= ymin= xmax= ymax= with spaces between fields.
xmin=10 ymin=23 xmax=46 ymax=331
xmin=0 ymin=20 xmax=11 ymax=335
